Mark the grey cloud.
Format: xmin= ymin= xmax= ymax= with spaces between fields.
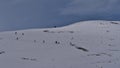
xmin=61 ymin=0 xmax=120 ymax=15
xmin=0 ymin=0 xmax=71 ymax=31
xmin=0 ymin=0 xmax=120 ymax=32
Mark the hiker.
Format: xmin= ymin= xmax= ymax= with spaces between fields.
xmin=15 ymin=32 xmax=17 ymax=35
xmin=55 ymin=41 xmax=60 ymax=44
xmin=54 ymin=26 xmax=57 ymax=28
xmin=22 ymin=33 xmax=24 ymax=35
xmin=34 ymin=40 xmax=36 ymax=43
xmin=43 ymin=40 xmax=45 ymax=43
xmin=16 ymin=37 xmax=19 ymax=40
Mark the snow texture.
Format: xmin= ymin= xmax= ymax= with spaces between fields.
xmin=0 ymin=20 xmax=120 ymax=68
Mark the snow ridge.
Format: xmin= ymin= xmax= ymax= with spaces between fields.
xmin=0 ymin=20 xmax=120 ymax=68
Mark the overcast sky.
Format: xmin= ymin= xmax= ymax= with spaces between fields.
xmin=0 ymin=0 xmax=120 ymax=31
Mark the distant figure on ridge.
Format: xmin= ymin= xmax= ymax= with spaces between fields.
xmin=54 ymin=26 xmax=57 ymax=28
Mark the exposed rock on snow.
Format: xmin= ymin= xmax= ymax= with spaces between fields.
xmin=0 ymin=20 xmax=120 ymax=68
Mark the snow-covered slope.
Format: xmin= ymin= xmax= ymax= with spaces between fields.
xmin=0 ymin=20 xmax=120 ymax=68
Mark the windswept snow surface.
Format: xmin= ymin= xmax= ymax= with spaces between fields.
xmin=0 ymin=20 xmax=120 ymax=68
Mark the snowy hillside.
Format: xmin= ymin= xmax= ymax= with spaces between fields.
xmin=0 ymin=20 xmax=120 ymax=68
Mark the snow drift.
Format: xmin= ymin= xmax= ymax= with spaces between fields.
xmin=0 ymin=20 xmax=120 ymax=68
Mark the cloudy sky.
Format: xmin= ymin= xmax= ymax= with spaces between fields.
xmin=0 ymin=0 xmax=120 ymax=31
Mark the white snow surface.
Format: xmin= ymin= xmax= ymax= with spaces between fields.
xmin=0 ymin=20 xmax=120 ymax=68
